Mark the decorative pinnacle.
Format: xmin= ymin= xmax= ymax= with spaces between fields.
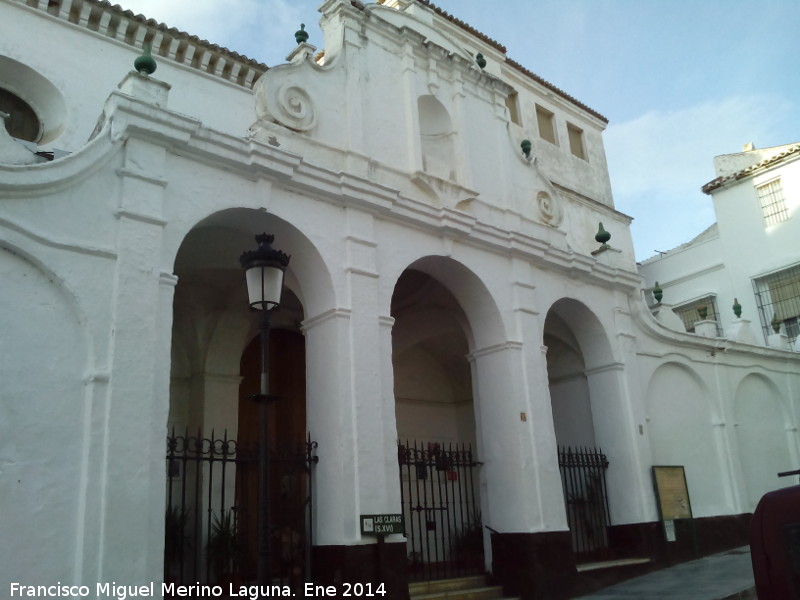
xmin=521 ymin=139 xmax=532 ymax=159
xmin=653 ymin=282 xmax=663 ymax=303
xmin=475 ymin=53 xmax=486 ymax=69
xmin=134 ymin=43 xmax=157 ymax=75
xmin=595 ymin=222 xmax=611 ymax=245
xmin=732 ymin=298 xmax=742 ymax=318
xmin=295 ymin=23 xmax=309 ymax=44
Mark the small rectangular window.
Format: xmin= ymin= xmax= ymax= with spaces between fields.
xmin=535 ymin=105 xmax=556 ymax=145
xmin=756 ymin=179 xmax=789 ymax=226
xmin=567 ymin=123 xmax=586 ymax=160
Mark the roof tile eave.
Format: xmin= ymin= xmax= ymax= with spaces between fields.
xmin=412 ymin=0 xmax=607 ymax=123
xmin=415 ymin=0 xmax=507 ymax=53
xmin=701 ymin=143 xmax=800 ymax=194
xmin=505 ymin=58 xmax=608 ymax=124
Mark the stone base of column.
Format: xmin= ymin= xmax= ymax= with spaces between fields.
xmin=610 ymin=513 xmax=751 ymax=565
xmin=489 ymin=531 xmax=575 ymax=600
xmin=488 ymin=516 xmax=753 ymax=599
xmin=311 ymin=541 xmax=409 ymax=600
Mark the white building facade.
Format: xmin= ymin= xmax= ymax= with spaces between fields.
xmin=640 ymin=142 xmax=800 ymax=350
xmin=1 ymin=1 xmax=799 ymax=599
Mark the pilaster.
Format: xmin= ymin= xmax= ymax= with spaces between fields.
xmin=96 ymin=130 xmax=171 ymax=583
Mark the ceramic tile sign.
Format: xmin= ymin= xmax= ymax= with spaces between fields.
xmin=360 ymin=514 xmax=405 ymax=536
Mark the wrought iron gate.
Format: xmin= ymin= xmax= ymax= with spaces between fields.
xmin=398 ymin=440 xmax=483 ymax=581
xmin=165 ymin=428 xmax=318 ymax=587
xmin=558 ymin=446 xmax=611 ymax=560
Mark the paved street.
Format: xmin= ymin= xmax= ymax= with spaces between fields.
xmin=574 ymin=547 xmax=755 ymax=600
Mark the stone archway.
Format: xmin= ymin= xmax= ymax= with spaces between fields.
xmin=166 ymin=209 xmax=332 ymax=586
xmin=733 ymin=373 xmax=794 ymax=510
xmin=646 ymin=362 xmax=727 ymax=517
xmin=544 ymin=298 xmax=617 ymax=559
xmin=389 ymin=255 xmax=509 ymax=579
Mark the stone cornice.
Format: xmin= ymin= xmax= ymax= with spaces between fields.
xmin=63 ymin=92 xmax=644 ymax=295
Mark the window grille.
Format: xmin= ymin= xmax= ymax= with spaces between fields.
xmin=757 ymin=179 xmax=789 ymax=226
xmin=673 ymin=295 xmax=722 ymax=335
xmin=753 ymin=264 xmax=800 ymax=345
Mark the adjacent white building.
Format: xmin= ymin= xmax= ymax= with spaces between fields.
xmin=640 ymin=142 xmax=800 ymax=351
xmin=1 ymin=1 xmax=799 ymax=599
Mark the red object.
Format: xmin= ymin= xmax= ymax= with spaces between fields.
xmin=447 ymin=470 xmax=458 ymax=481
xmin=750 ymin=484 xmax=800 ymax=599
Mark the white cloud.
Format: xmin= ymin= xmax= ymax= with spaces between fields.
xmin=605 ymin=94 xmax=791 ymax=202
xmin=605 ymin=94 xmax=794 ymax=259
xmin=120 ymin=0 xmax=314 ymax=64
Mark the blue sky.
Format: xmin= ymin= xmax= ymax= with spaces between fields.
xmin=122 ymin=0 xmax=800 ymax=261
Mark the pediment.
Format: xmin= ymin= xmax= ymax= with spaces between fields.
xmin=366 ymin=4 xmax=473 ymax=61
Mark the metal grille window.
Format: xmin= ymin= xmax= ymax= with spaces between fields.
xmin=558 ymin=447 xmax=611 ymax=559
xmin=753 ymin=264 xmax=800 ymax=345
xmin=398 ymin=439 xmax=483 ymax=581
xmin=673 ymin=295 xmax=722 ymax=335
xmin=757 ymin=179 xmax=789 ymax=226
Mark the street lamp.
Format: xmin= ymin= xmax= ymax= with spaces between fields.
xmin=240 ymin=233 xmax=290 ymax=585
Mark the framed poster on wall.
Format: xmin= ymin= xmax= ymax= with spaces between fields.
xmin=652 ymin=465 xmax=693 ymax=520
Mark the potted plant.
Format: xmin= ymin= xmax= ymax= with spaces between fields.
xmin=206 ymin=509 xmax=240 ymax=585
xmin=451 ymin=513 xmax=484 ymax=570
xmin=164 ymin=506 xmax=189 ymax=583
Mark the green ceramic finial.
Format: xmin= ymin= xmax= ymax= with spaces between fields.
xmin=476 ymin=53 xmax=486 ymax=69
xmin=698 ymin=305 xmax=708 ymax=320
xmin=134 ymin=43 xmax=157 ymax=75
xmin=521 ymin=139 xmax=532 ymax=158
xmin=771 ymin=312 xmax=782 ymax=334
xmin=732 ymin=298 xmax=742 ymax=318
xmin=595 ymin=222 xmax=611 ymax=245
xmin=295 ymin=23 xmax=309 ymax=44
xmin=653 ymin=282 xmax=663 ymax=303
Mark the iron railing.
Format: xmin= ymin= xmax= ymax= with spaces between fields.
xmin=165 ymin=428 xmax=318 ymax=588
xmin=398 ymin=439 xmax=483 ymax=581
xmin=558 ymin=446 xmax=611 ymax=560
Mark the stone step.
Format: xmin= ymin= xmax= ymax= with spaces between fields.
xmin=409 ymin=576 xmax=518 ymax=600
xmin=409 ymin=576 xmax=486 ymax=596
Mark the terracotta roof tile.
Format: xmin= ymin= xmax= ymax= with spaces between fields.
xmin=416 ymin=0 xmax=606 ymax=123
xmin=505 ymin=58 xmax=607 ymax=123
xmin=702 ymin=144 xmax=800 ymax=194
xmin=415 ymin=0 xmax=507 ymax=53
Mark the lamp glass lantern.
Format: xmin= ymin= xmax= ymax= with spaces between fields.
xmin=239 ymin=232 xmax=290 ymax=585
xmin=240 ymin=234 xmax=290 ymax=311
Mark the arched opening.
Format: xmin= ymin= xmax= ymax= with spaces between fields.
xmin=418 ymin=95 xmax=456 ymax=181
xmin=544 ymin=299 xmax=615 ymax=560
xmin=646 ymin=363 xmax=726 ymax=517
xmin=166 ymin=211 xmax=320 ymax=587
xmin=733 ymin=374 xmax=794 ymax=510
xmin=0 ymin=245 xmax=87 ymax=581
xmin=391 ymin=266 xmax=482 ymax=580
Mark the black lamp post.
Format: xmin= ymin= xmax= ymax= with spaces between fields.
xmin=240 ymin=233 xmax=290 ymax=585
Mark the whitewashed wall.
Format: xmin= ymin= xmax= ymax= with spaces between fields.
xmin=1 ymin=0 xmax=799 ymax=591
